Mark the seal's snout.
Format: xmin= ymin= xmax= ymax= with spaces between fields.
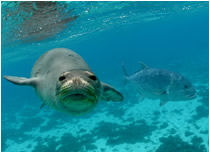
xmin=58 ymin=72 xmax=88 ymax=87
xmin=57 ymin=74 xmax=98 ymax=115
xmin=61 ymin=77 xmax=90 ymax=91
xmin=58 ymin=73 xmax=97 ymax=103
xmin=72 ymin=77 xmax=87 ymax=87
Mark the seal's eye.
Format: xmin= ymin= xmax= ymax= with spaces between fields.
xmin=89 ymin=75 xmax=97 ymax=81
xmin=184 ymin=85 xmax=189 ymax=89
xmin=59 ymin=76 xmax=66 ymax=81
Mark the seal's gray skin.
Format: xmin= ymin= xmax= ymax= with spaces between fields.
xmin=122 ymin=62 xmax=196 ymax=106
xmin=4 ymin=48 xmax=123 ymax=115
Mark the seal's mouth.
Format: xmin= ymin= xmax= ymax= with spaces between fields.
xmin=59 ymin=89 xmax=97 ymax=114
xmin=58 ymin=82 xmax=97 ymax=105
xmin=61 ymin=91 xmax=95 ymax=101
xmin=56 ymin=78 xmax=98 ymax=114
xmin=69 ymin=93 xmax=86 ymax=99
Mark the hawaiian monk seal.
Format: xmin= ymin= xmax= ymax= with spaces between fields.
xmin=4 ymin=48 xmax=123 ymax=115
xmin=122 ymin=62 xmax=196 ymax=106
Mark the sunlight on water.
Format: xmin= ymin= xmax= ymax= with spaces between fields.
xmin=1 ymin=1 xmax=208 ymax=63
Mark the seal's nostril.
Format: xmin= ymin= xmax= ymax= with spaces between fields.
xmin=59 ymin=76 xmax=66 ymax=81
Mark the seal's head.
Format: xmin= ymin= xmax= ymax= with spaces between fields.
xmin=56 ymin=70 xmax=101 ymax=115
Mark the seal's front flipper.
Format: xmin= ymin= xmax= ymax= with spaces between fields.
xmin=3 ymin=75 xmax=38 ymax=87
xmin=101 ymin=82 xmax=124 ymax=102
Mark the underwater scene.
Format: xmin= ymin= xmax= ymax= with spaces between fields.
xmin=1 ymin=1 xmax=209 ymax=152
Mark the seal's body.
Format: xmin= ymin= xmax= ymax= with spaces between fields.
xmin=4 ymin=48 xmax=123 ymax=115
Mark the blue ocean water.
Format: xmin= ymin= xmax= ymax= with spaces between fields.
xmin=1 ymin=1 xmax=209 ymax=152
